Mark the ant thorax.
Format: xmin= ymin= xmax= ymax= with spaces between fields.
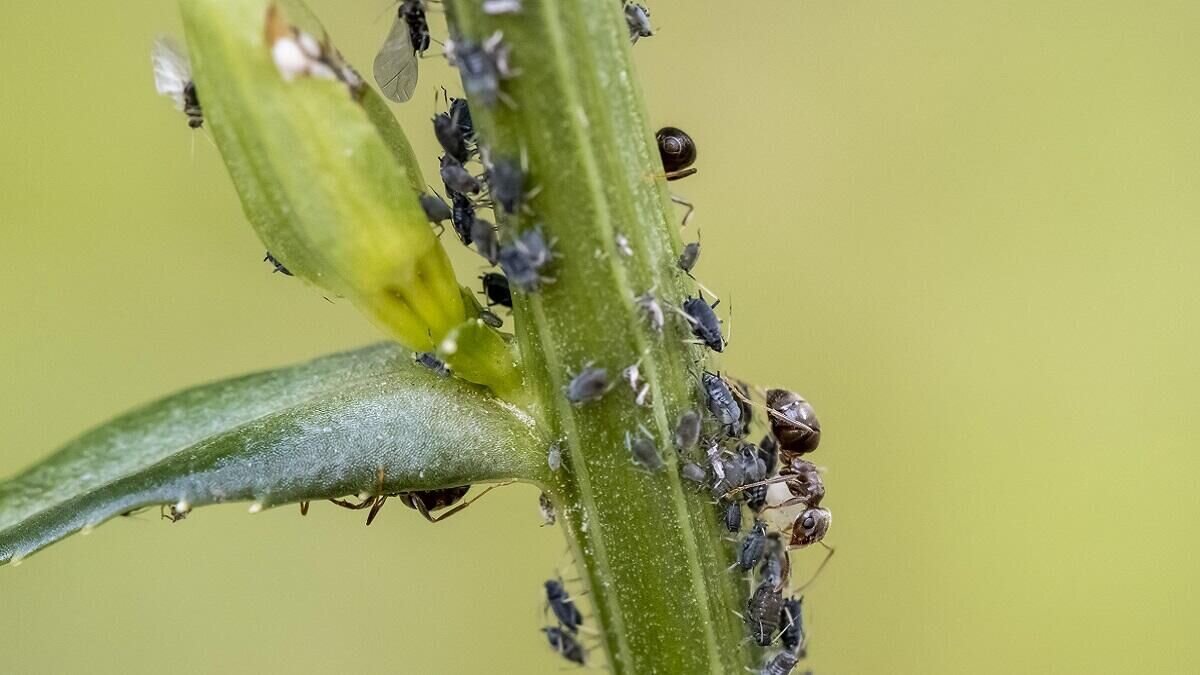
xmin=761 ymin=481 xmax=806 ymax=532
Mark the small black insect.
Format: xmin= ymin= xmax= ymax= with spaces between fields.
xmin=628 ymin=432 xmax=664 ymax=471
xmin=702 ymin=372 xmax=742 ymax=436
xmin=440 ymin=155 xmax=481 ymax=195
xmin=542 ymin=626 xmax=586 ymax=665
xmin=447 ymin=33 xmax=512 ymax=108
xmin=414 ymin=351 xmax=450 ymax=377
xmin=419 ymin=193 xmax=451 ymax=224
xmin=678 ymin=240 xmax=700 ymax=274
xmin=625 ymin=3 xmax=653 ymax=43
xmin=566 ymin=366 xmax=609 ymax=404
xmin=746 ymin=484 xmax=768 ymax=513
xmin=498 ymin=226 xmax=553 ymax=292
xmin=673 ymin=409 xmax=701 ymax=452
xmin=400 ymin=0 xmax=430 ymax=52
xmin=680 ymin=461 xmax=708 ymax=484
xmin=433 ymin=97 xmax=472 ymax=163
xmin=487 ymin=156 xmax=526 ymax=214
xmin=450 ymin=191 xmax=477 ymax=245
xmin=448 ymin=97 xmax=474 ymax=138
xmin=738 ymin=443 xmax=768 ymax=484
xmin=683 ymin=296 xmax=724 ymax=352
xmin=480 ymin=272 xmax=512 ymax=308
xmin=152 ymin=36 xmax=204 ymax=129
xmin=759 ymin=434 xmax=779 ymax=476
xmin=263 ymin=252 xmax=293 ymax=276
xmin=760 ymin=533 xmax=790 ymax=591
xmin=398 ymin=486 xmax=471 ymax=523
xmin=746 ymin=579 xmax=785 ymax=646
xmin=656 ymin=126 xmax=697 ymax=181
xmin=723 ymin=500 xmax=743 ymax=533
xmin=545 ymin=579 xmax=584 ymax=633
xmin=766 ymin=389 xmax=822 ymax=457
xmin=538 ymin=490 xmax=556 ymax=526
xmin=759 ymin=649 xmax=801 ymax=675
xmin=471 ymin=217 xmax=499 ymax=264
xmin=721 ymin=457 xmax=746 ymax=492
xmin=737 ymin=520 xmax=769 ymax=571
xmin=780 ymin=596 xmax=806 ymax=653
xmin=372 ymin=0 xmax=429 ymax=102
xmin=479 ymin=309 xmax=504 ymax=328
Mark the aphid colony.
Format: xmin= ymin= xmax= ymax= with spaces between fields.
xmin=153 ymin=5 xmax=820 ymax=672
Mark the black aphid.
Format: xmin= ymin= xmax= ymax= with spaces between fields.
xmin=450 ymin=191 xmax=476 ymax=245
xmin=760 ymin=533 xmax=790 ymax=591
xmin=487 ymin=156 xmax=525 ymax=214
xmin=723 ymin=500 xmax=742 ymax=533
xmin=738 ymin=443 xmax=768 ymax=484
xmin=419 ymin=193 xmax=451 ymax=224
xmin=566 ymin=367 xmax=609 ymax=404
xmin=433 ymin=116 xmax=470 ymax=164
xmin=449 ymin=97 xmax=474 ymax=138
xmin=759 ymin=434 xmax=779 ymax=476
xmin=746 ymin=484 xmax=768 ymax=513
xmin=479 ymin=309 xmax=504 ymax=328
xmin=680 ymin=461 xmax=707 ymax=484
xmin=471 ymin=217 xmax=499 ymax=264
xmin=721 ymin=457 xmax=746 ymax=492
xmin=746 ymin=579 xmax=785 ymax=647
xmin=780 ymin=596 xmax=806 ymax=653
xmin=440 ymin=155 xmax=481 ymax=195
xmin=544 ymin=579 xmax=584 ymax=633
xmin=656 ymin=126 xmax=697 ymax=181
xmin=263 ymin=252 xmax=293 ymax=276
xmin=413 ymin=352 xmax=450 ymax=377
xmin=737 ymin=520 xmax=769 ymax=571
xmin=625 ymin=3 xmax=653 ymax=43
xmin=759 ymin=649 xmax=800 ymax=675
xmin=498 ymin=226 xmax=553 ymax=292
xmin=447 ymin=33 xmax=511 ymax=108
xmin=542 ymin=626 xmax=586 ymax=665
xmin=678 ymin=241 xmax=701 ymax=274
xmin=673 ymin=409 xmax=701 ymax=452
xmin=480 ymin=272 xmax=512 ymax=308
xmin=702 ymin=372 xmax=742 ymax=436
xmin=628 ymin=432 xmax=664 ymax=471
xmin=683 ymin=296 xmax=724 ymax=352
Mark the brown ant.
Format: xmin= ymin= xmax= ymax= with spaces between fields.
xmin=329 ymin=468 xmax=510 ymax=525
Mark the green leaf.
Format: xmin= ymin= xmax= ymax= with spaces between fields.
xmin=0 ymin=343 xmax=546 ymax=566
xmin=180 ymin=0 xmax=464 ymax=352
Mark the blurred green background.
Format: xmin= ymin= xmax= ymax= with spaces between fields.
xmin=2 ymin=1 xmax=1198 ymax=673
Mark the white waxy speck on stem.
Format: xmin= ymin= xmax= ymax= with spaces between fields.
xmin=248 ymin=502 xmax=263 ymax=514
xmin=272 ymin=39 xmax=308 ymax=81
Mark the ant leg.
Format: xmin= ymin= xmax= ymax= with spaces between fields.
xmin=299 ymin=501 xmax=310 ymax=516
xmin=790 ymin=541 xmax=836 ymax=592
xmin=723 ymin=474 xmax=796 ymax=499
xmin=328 ymin=495 xmax=377 ymax=510
xmin=670 ymin=194 xmax=695 ymax=227
xmin=365 ymin=495 xmax=390 ymax=526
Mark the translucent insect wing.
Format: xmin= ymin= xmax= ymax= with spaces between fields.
xmin=373 ymin=17 xmax=419 ymax=102
xmin=151 ymin=36 xmax=192 ymax=109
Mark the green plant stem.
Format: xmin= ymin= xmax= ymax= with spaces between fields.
xmin=446 ymin=3 xmax=750 ymax=672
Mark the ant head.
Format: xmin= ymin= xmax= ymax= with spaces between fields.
xmin=789 ymin=507 xmax=831 ymax=549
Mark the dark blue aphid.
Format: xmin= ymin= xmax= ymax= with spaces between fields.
xmin=746 ymin=579 xmax=784 ymax=646
xmin=702 ymin=372 xmax=742 ymax=436
xmin=480 ymin=272 xmax=512 ymax=308
xmin=487 ymin=156 xmax=525 ymax=214
xmin=450 ymin=191 xmax=476 ymax=245
xmin=780 ymin=596 xmax=806 ymax=653
xmin=737 ymin=520 xmax=768 ymax=571
xmin=498 ymin=226 xmax=553 ymax=292
xmin=542 ymin=626 xmax=585 ymax=665
xmin=683 ymin=296 xmax=723 ymax=352
xmin=544 ymin=579 xmax=584 ymax=633
xmin=723 ymin=500 xmax=742 ymax=533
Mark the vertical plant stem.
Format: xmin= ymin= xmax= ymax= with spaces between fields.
xmin=445 ymin=2 xmax=751 ymax=672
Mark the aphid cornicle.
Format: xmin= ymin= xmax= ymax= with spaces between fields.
xmin=544 ymin=579 xmax=584 ymax=633
xmin=656 ymin=126 xmax=697 ymax=181
xmin=566 ymin=367 xmax=609 ymax=405
xmin=152 ymin=36 xmax=203 ymax=129
xmin=746 ymin=579 xmax=785 ymax=647
xmin=372 ymin=0 xmax=429 ymax=103
xmin=702 ymin=372 xmax=743 ymax=435
xmin=683 ymin=296 xmax=724 ymax=352
xmin=766 ymin=389 xmax=822 ymax=456
xmin=440 ymin=155 xmax=482 ymax=195
xmin=542 ymin=626 xmax=586 ymax=665
xmin=263 ymin=252 xmax=293 ymax=276
xmin=480 ymin=272 xmax=513 ymax=308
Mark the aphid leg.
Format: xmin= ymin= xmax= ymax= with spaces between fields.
xmin=416 ymin=480 xmax=514 ymax=523
xmin=670 ymin=193 xmax=695 ymax=227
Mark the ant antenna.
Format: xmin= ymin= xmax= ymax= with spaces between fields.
xmin=791 ymin=541 xmax=836 ymax=592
